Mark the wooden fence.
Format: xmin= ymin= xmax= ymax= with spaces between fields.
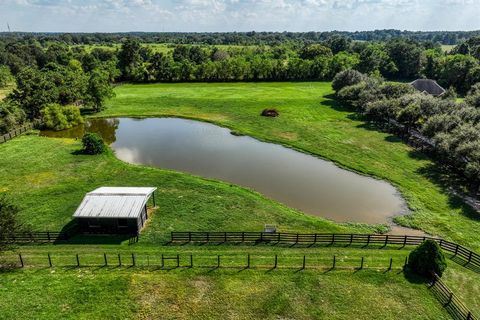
xmin=429 ymin=274 xmax=478 ymax=320
xmin=170 ymin=232 xmax=480 ymax=269
xmin=2 ymin=231 xmax=70 ymax=243
xmin=0 ymin=123 xmax=34 ymax=144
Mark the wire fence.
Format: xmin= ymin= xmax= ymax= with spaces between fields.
xmin=2 ymin=251 xmax=408 ymax=272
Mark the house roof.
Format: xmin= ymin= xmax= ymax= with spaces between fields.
xmin=73 ymin=187 xmax=156 ymax=219
xmin=410 ymin=79 xmax=446 ymax=96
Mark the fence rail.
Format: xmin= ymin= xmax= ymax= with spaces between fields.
xmin=0 ymin=123 xmax=34 ymax=144
xmin=2 ymin=231 xmax=70 ymax=243
xmin=170 ymin=232 xmax=480 ymax=269
xmin=429 ymin=274 xmax=478 ymax=320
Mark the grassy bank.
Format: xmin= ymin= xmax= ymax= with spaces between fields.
xmin=0 ymin=267 xmax=450 ymax=320
xmin=96 ymin=82 xmax=479 ymax=250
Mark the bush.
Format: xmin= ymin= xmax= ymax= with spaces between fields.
xmin=261 ymin=109 xmax=279 ymax=117
xmin=407 ymin=240 xmax=447 ymax=278
xmin=332 ymin=69 xmax=366 ymax=92
xmin=41 ymin=103 xmax=84 ymax=131
xmin=82 ymin=133 xmax=105 ymax=155
xmin=0 ymin=101 xmax=26 ymax=134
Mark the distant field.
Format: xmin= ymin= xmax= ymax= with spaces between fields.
xmin=73 ymin=43 xmax=259 ymax=53
xmin=441 ymin=44 xmax=456 ymax=52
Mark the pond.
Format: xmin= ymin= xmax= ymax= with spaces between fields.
xmin=42 ymin=117 xmax=416 ymax=232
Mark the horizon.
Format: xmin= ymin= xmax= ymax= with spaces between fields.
xmin=1 ymin=0 xmax=480 ymax=33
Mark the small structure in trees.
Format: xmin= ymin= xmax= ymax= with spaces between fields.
xmin=410 ymin=79 xmax=446 ymax=97
xmin=73 ymin=187 xmax=157 ymax=234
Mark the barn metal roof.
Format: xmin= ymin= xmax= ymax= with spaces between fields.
xmin=73 ymin=187 xmax=157 ymax=219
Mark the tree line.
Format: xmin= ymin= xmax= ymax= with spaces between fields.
xmin=333 ymin=70 xmax=480 ymax=195
xmin=1 ymin=30 xmax=479 ymax=45
xmin=1 ymin=35 xmax=480 ymax=134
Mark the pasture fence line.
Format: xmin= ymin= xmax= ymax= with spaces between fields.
xmin=429 ymin=273 xmax=478 ymax=320
xmin=6 ymin=251 xmax=407 ymax=272
xmin=0 ymin=123 xmax=34 ymax=144
xmin=170 ymin=232 xmax=480 ymax=269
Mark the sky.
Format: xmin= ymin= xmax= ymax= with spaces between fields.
xmin=0 ymin=0 xmax=479 ymax=33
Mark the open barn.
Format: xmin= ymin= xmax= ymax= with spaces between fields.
xmin=73 ymin=187 xmax=157 ymax=234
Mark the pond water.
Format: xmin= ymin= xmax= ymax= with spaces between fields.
xmin=42 ymin=117 xmax=415 ymax=232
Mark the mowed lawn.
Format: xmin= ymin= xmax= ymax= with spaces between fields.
xmin=0 ymin=268 xmax=450 ymax=320
xmin=97 ymin=82 xmax=479 ymax=250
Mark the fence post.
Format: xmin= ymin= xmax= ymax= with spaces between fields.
xmin=76 ymin=254 xmax=80 ymax=267
xmin=177 ymin=254 xmax=180 ymax=268
xmin=190 ymin=254 xmax=193 ymax=268
xmin=314 ymin=233 xmax=317 ymax=244
xmin=206 ymin=232 xmax=210 ymax=243
xmin=118 ymin=253 xmax=121 ymax=266
xmin=217 ymin=255 xmax=221 ymax=268
xmin=331 ymin=234 xmax=335 ymax=245
xmin=104 ymin=253 xmax=108 ymax=266
xmin=247 ymin=254 xmax=250 ymax=269
xmin=161 ymin=254 xmax=164 ymax=268
xmin=189 ymin=232 xmax=192 ymax=242
xmin=384 ymin=235 xmax=389 ymax=247
xmin=467 ymin=251 xmax=473 ymax=264
xmin=333 ymin=255 xmax=336 ymax=269
xmin=274 ymin=255 xmax=278 ymax=269
xmin=18 ymin=254 xmax=24 ymax=268
xmin=224 ymin=232 xmax=227 ymax=243
xmin=47 ymin=231 xmax=50 ymax=242
xmin=132 ymin=253 xmax=135 ymax=267
xmin=467 ymin=312 xmax=472 ymax=320
xmin=366 ymin=235 xmax=370 ymax=246
xmin=350 ymin=234 xmax=353 ymax=245
xmin=403 ymin=235 xmax=407 ymax=247
xmin=388 ymin=258 xmax=393 ymax=271
xmin=242 ymin=232 xmax=245 ymax=242
xmin=296 ymin=233 xmax=299 ymax=244
xmin=302 ymin=256 xmax=306 ymax=270
xmin=446 ymin=292 xmax=453 ymax=306
xmin=48 ymin=253 xmax=52 ymax=267
xmin=454 ymin=244 xmax=459 ymax=256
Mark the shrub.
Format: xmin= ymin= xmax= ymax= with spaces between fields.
xmin=332 ymin=69 xmax=366 ymax=92
xmin=82 ymin=133 xmax=105 ymax=155
xmin=0 ymin=101 xmax=26 ymax=134
xmin=407 ymin=240 xmax=447 ymax=278
xmin=41 ymin=103 xmax=84 ymax=131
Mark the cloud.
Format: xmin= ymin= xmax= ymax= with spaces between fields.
xmin=0 ymin=0 xmax=479 ymax=32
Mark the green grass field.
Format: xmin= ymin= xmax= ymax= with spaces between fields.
xmin=96 ymin=82 xmax=479 ymax=251
xmin=2 ymin=81 xmax=480 ymax=318
xmin=0 ymin=267 xmax=451 ymax=320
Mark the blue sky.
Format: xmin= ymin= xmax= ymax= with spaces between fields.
xmin=1 ymin=0 xmax=479 ymax=32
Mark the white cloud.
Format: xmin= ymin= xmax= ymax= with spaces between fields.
xmin=0 ymin=0 xmax=479 ymax=32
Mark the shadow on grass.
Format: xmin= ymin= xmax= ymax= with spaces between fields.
xmin=403 ymin=268 xmax=430 ymax=284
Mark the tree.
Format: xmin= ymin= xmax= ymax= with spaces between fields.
xmin=332 ymin=69 xmax=366 ymax=92
xmin=82 ymin=133 xmax=105 ymax=155
xmin=0 ymin=65 xmax=12 ymax=88
xmin=118 ymin=38 xmax=143 ymax=81
xmin=300 ymin=44 xmax=332 ymax=60
xmin=0 ymin=194 xmax=22 ymax=248
xmin=85 ymin=69 xmax=115 ymax=112
xmin=0 ymin=101 xmax=26 ymax=134
xmin=386 ymin=39 xmax=425 ymax=79
xmin=407 ymin=240 xmax=447 ymax=278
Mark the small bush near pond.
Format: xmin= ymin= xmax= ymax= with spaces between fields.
xmin=82 ymin=133 xmax=105 ymax=155
xmin=261 ymin=109 xmax=279 ymax=117
xmin=407 ymin=240 xmax=447 ymax=278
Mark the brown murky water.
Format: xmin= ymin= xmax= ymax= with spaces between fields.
xmin=42 ymin=117 xmax=414 ymax=231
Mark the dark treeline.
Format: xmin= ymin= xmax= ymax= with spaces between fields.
xmin=0 ymin=30 xmax=479 ymax=45
xmin=333 ymin=70 xmax=480 ymax=195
